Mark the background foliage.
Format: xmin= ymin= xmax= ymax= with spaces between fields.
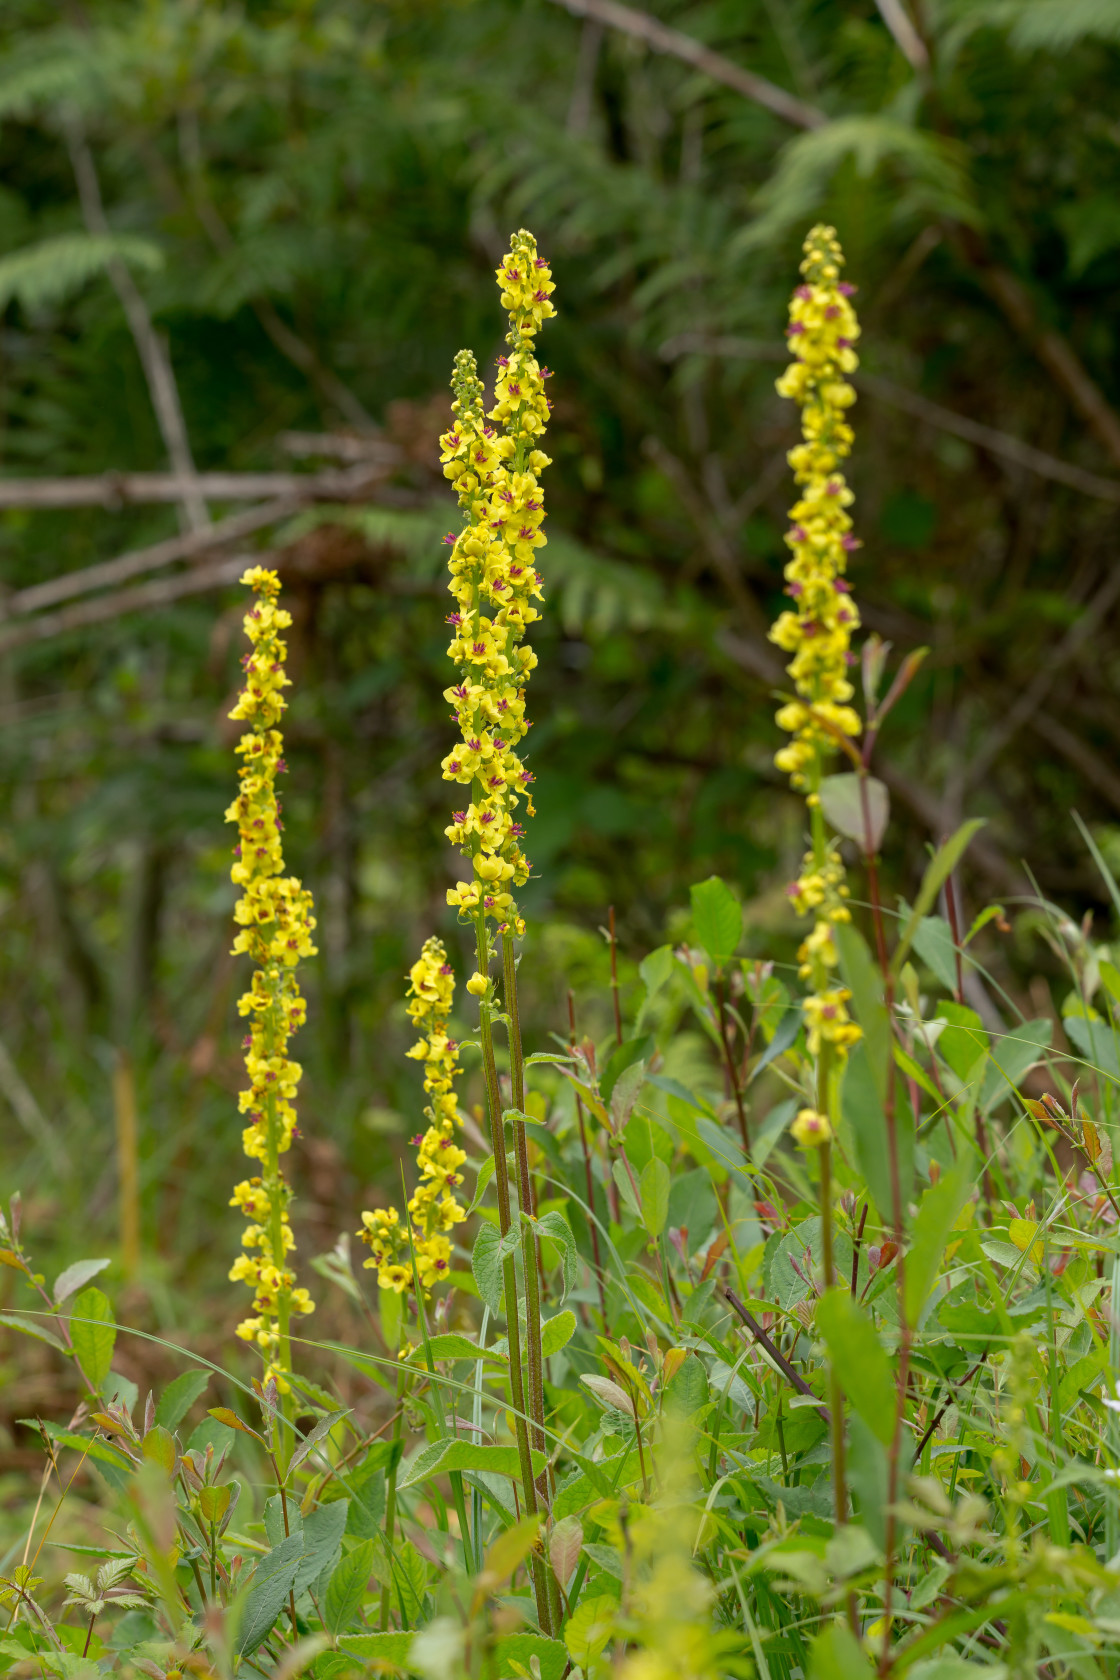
xmin=2 ymin=0 xmax=1120 ymax=1470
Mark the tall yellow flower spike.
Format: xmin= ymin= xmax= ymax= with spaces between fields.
xmin=358 ymin=938 xmax=467 ymax=1295
xmin=772 ymin=226 xmax=863 ymax=1071
xmin=438 ymin=230 xmax=555 ymax=942
xmin=225 ymin=566 xmax=317 ymax=1390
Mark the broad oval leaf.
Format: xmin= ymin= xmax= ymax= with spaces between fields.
xmin=70 ymin=1288 xmax=115 ymax=1391
xmin=52 ymin=1259 xmax=110 ymax=1306
xmin=818 ymin=772 xmax=889 ymax=854
xmin=689 ymin=876 xmax=743 ymax=969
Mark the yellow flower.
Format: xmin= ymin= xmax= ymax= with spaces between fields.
xmin=441 ymin=231 xmax=555 ymax=940
xmin=225 ymin=569 xmax=316 ymax=1380
xmin=358 ymin=938 xmax=469 ymax=1299
xmin=771 ymin=224 xmax=863 ymax=793
xmin=791 ymin=1108 xmax=833 ymax=1149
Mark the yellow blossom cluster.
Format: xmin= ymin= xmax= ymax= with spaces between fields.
xmin=358 ymin=938 xmax=468 ymax=1295
xmin=770 ymin=224 xmax=863 ymax=792
xmin=224 ymin=566 xmax=316 ymax=1387
xmin=437 ymin=230 xmax=556 ymax=938
xmin=773 ymin=228 xmax=866 ymax=1077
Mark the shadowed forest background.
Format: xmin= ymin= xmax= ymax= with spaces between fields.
xmin=1 ymin=0 xmax=1120 ymax=1430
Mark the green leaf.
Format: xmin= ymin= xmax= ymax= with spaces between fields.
xmin=467 ymin=1153 xmax=495 ymax=1214
xmin=841 ymin=1043 xmax=915 ymax=1229
xmin=639 ymin=1156 xmax=670 ymax=1238
xmin=689 ymin=876 xmax=742 ymax=969
xmin=288 ymin=1409 xmax=349 ymax=1477
xmin=495 ymin=1632 xmax=569 ymax=1680
xmin=666 ymin=1168 xmax=718 ymax=1247
xmin=815 ymin=1288 xmax=896 ymax=1446
xmin=663 ymin=1354 xmax=709 ymax=1414
xmin=0 ymin=1311 xmax=68 ymax=1353
xmin=639 ymin=944 xmax=674 ymax=997
xmin=770 ymin=1217 xmax=854 ymax=1311
xmin=398 ymin=1439 xmax=546 ymax=1491
xmin=471 ymin=1223 xmax=504 ymax=1317
xmin=892 ymin=819 xmax=987 ymax=975
xmin=912 ymin=914 xmax=959 ymax=994
xmin=323 ymin=1540 xmax=375 ymax=1636
xmin=235 ymin=1532 xmax=303 ymax=1655
xmin=1063 ymin=1013 xmax=1120 ymax=1081
xmin=848 ymin=1415 xmax=890 ymax=1551
xmin=600 ymin=1035 xmax=653 ymax=1103
xmin=564 ymin=1595 xmax=616 ymax=1668
xmin=411 ymin=1332 xmax=506 ymax=1363
xmin=905 ymin=1164 xmax=973 ymax=1324
xmin=834 ymin=921 xmax=890 ymax=1101
xmin=339 ymin=1632 xmax=413 ymax=1664
xmin=978 ymin=1019 xmax=1051 ymax=1112
xmin=154 ymin=1369 xmax=211 ymax=1432
xmin=818 ymin=772 xmax=889 ymax=853
xmin=536 ymin=1209 xmax=578 ymax=1299
xmin=808 ymin=1620 xmax=876 ymax=1679
xmin=69 ymin=1288 xmax=115 ymax=1390
xmin=612 ymin=1158 xmax=641 ymax=1220
xmin=935 ymin=1003 xmax=988 ymax=1082
xmin=52 ymin=1259 xmax=110 ymax=1306
xmin=295 ymin=1500 xmax=348 ymax=1594
xmin=541 ymin=1309 xmax=576 ymax=1357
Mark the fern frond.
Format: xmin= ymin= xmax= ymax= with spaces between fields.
xmin=945 ymin=0 xmax=1120 ymax=49
xmin=734 ymin=116 xmax=978 ymax=255
xmin=0 ymin=47 xmax=89 ymax=122
xmin=0 ymin=233 xmax=163 ymax=314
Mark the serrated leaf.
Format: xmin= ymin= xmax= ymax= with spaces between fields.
xmin=690 ymin=876 xmax=742 ymax=969
xmin=323 ymin=1539 xmax=375 ymax=1636
xmin=235 ymin=1533 xmax=303 ymax=1655
xmin=536 ymin=1210 xmax=577 ymax=1299
xmin=70 ymin=1288 xmax=115 ymax=1390
xmin=295 ymin=1499 xmax=348 ymax=1594
xmin=52 ymin=1260 xmax=110 ymax=1306
xmin=154 ymin=1369 xmax=211 ymax=1432
xmin=287 ymin=1409 xmax=349 ymax=1478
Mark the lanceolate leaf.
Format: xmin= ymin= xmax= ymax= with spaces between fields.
xmin=398 ymin=1439 xmax=546 ymax=1491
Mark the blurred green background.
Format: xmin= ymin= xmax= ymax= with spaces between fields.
xmin=1 ymin=0 xmax=1120 ymax=1424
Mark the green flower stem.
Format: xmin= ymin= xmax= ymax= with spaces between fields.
xmin=474 ymin=913 xmax=550 ymax=1632
xmin=503 ymin=930 xmax=563 ymax=1634
xmin=379 ymin=1354 xmax=407 ymax=1632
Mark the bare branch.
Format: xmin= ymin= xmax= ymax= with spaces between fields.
xmin=4 ymin=499 xmax=301 ymax=618
xmin=874 ymin=0 xmax=929 ymax=70
xmin=544 ymin=0 xmax=825 ymax=130
xmin=66 ymin=125 xmax=210 ymax=534
xmin=0 ymin=459 xmax=394 ymax=512
xmin=0 ymin=552 xmax=263 ymax=654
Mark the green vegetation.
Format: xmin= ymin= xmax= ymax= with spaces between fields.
xmin=3 ymin=2 xmax=1120 ymax=1674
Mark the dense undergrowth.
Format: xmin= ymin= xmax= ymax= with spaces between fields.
xmin=5 ymin=222 xmax=1120 ymax=1680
